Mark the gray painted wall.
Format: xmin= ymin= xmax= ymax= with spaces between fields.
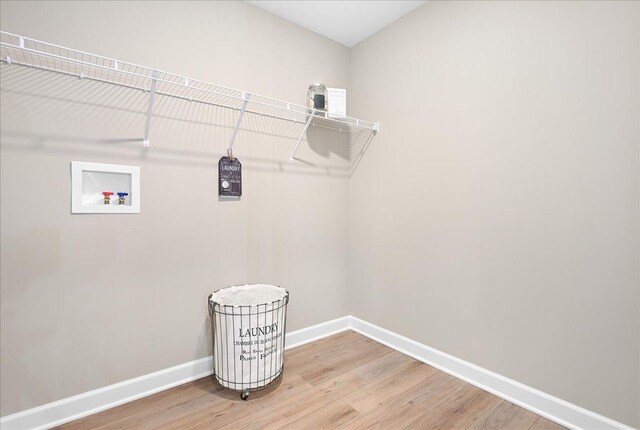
xmin=0 ymin=0 xmax=351 ymax=416
xmin=1 ymin=1 xmax=638 ymax=427
xmin=348 ymin=1 xmax=639 ymax=427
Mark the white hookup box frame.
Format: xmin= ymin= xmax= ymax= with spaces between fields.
xmin=71 ymin=161 xmax=140 ymax=214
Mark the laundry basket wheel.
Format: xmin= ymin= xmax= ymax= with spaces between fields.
xmin=241 ymin=391 xmax=250 ymax=401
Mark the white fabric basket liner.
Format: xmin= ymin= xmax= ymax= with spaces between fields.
xmin=209 ymin=284 xmax=288 ymax=390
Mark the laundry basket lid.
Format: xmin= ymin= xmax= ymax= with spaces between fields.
xmin=210 ymin=284 xmax=288 ymax=307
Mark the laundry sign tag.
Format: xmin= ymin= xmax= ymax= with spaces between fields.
xmin=218 ymin=156 xmax=242 ymax=197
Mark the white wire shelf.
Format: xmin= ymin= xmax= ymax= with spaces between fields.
xmin=0 ymin=31 xmax=379 ymax=162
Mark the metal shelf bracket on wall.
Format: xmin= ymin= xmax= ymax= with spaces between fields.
xmin=289 ymin=114 xmax=315 ymax=162
xmin=142 ymin=70 xmax=159 ymax=147
xmin=228 ymin=92 xmax=250 ymax=158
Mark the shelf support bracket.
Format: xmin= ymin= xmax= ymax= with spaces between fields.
xmin=142 ymin=70 xmax=159 ymax=147
xmin=289 ymin=113 xmax=314 ymax=162
xmin=228 ymin=93 xmax=250 ymax=157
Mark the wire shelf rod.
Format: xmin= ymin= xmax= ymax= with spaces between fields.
xmin=0 ymin=49 xmax=374 ymax=134
xmin=0 ymin=31 xmax=377 ymax=133
xmin=0 ymin=57 xmax=362 ymax=136
xmin=1 ymin=30 xmax=379 ymax=166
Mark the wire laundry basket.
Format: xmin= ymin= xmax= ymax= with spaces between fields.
xmin=208 ymin=284 xmax=289 ymax=400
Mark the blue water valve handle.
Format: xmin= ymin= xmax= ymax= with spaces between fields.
xmin=117 ymin=192 xmax=128 ymax=205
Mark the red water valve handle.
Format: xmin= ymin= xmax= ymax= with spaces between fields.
xmin=102 ymin=191 xmax=114 ymax=205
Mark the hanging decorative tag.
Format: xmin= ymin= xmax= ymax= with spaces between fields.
xmin=219 ymin=156 xmax=242 ymax=197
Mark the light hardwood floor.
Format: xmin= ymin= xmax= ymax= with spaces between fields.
xmin=58 ymin=331 xmax=566 ymax=429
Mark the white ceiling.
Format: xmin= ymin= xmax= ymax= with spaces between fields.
xmin=248 ymin=1 xmax=426 ymax=48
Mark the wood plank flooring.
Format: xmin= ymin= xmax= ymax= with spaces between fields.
xmin=58 ymin=331 xmax=566 ymax=430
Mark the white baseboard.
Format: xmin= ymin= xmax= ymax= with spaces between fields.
xmin=349 ymin=316 xmax=635 ymax=430
xmin=1 ymin=315 xmax=633 ymax=430
xmin=284 ymin=315 xmax=351 ymax=349
xmin=0 ymin=356 xmax=214 ymax=430
xmin=0 ymin=316 xmax=350 ymax=430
